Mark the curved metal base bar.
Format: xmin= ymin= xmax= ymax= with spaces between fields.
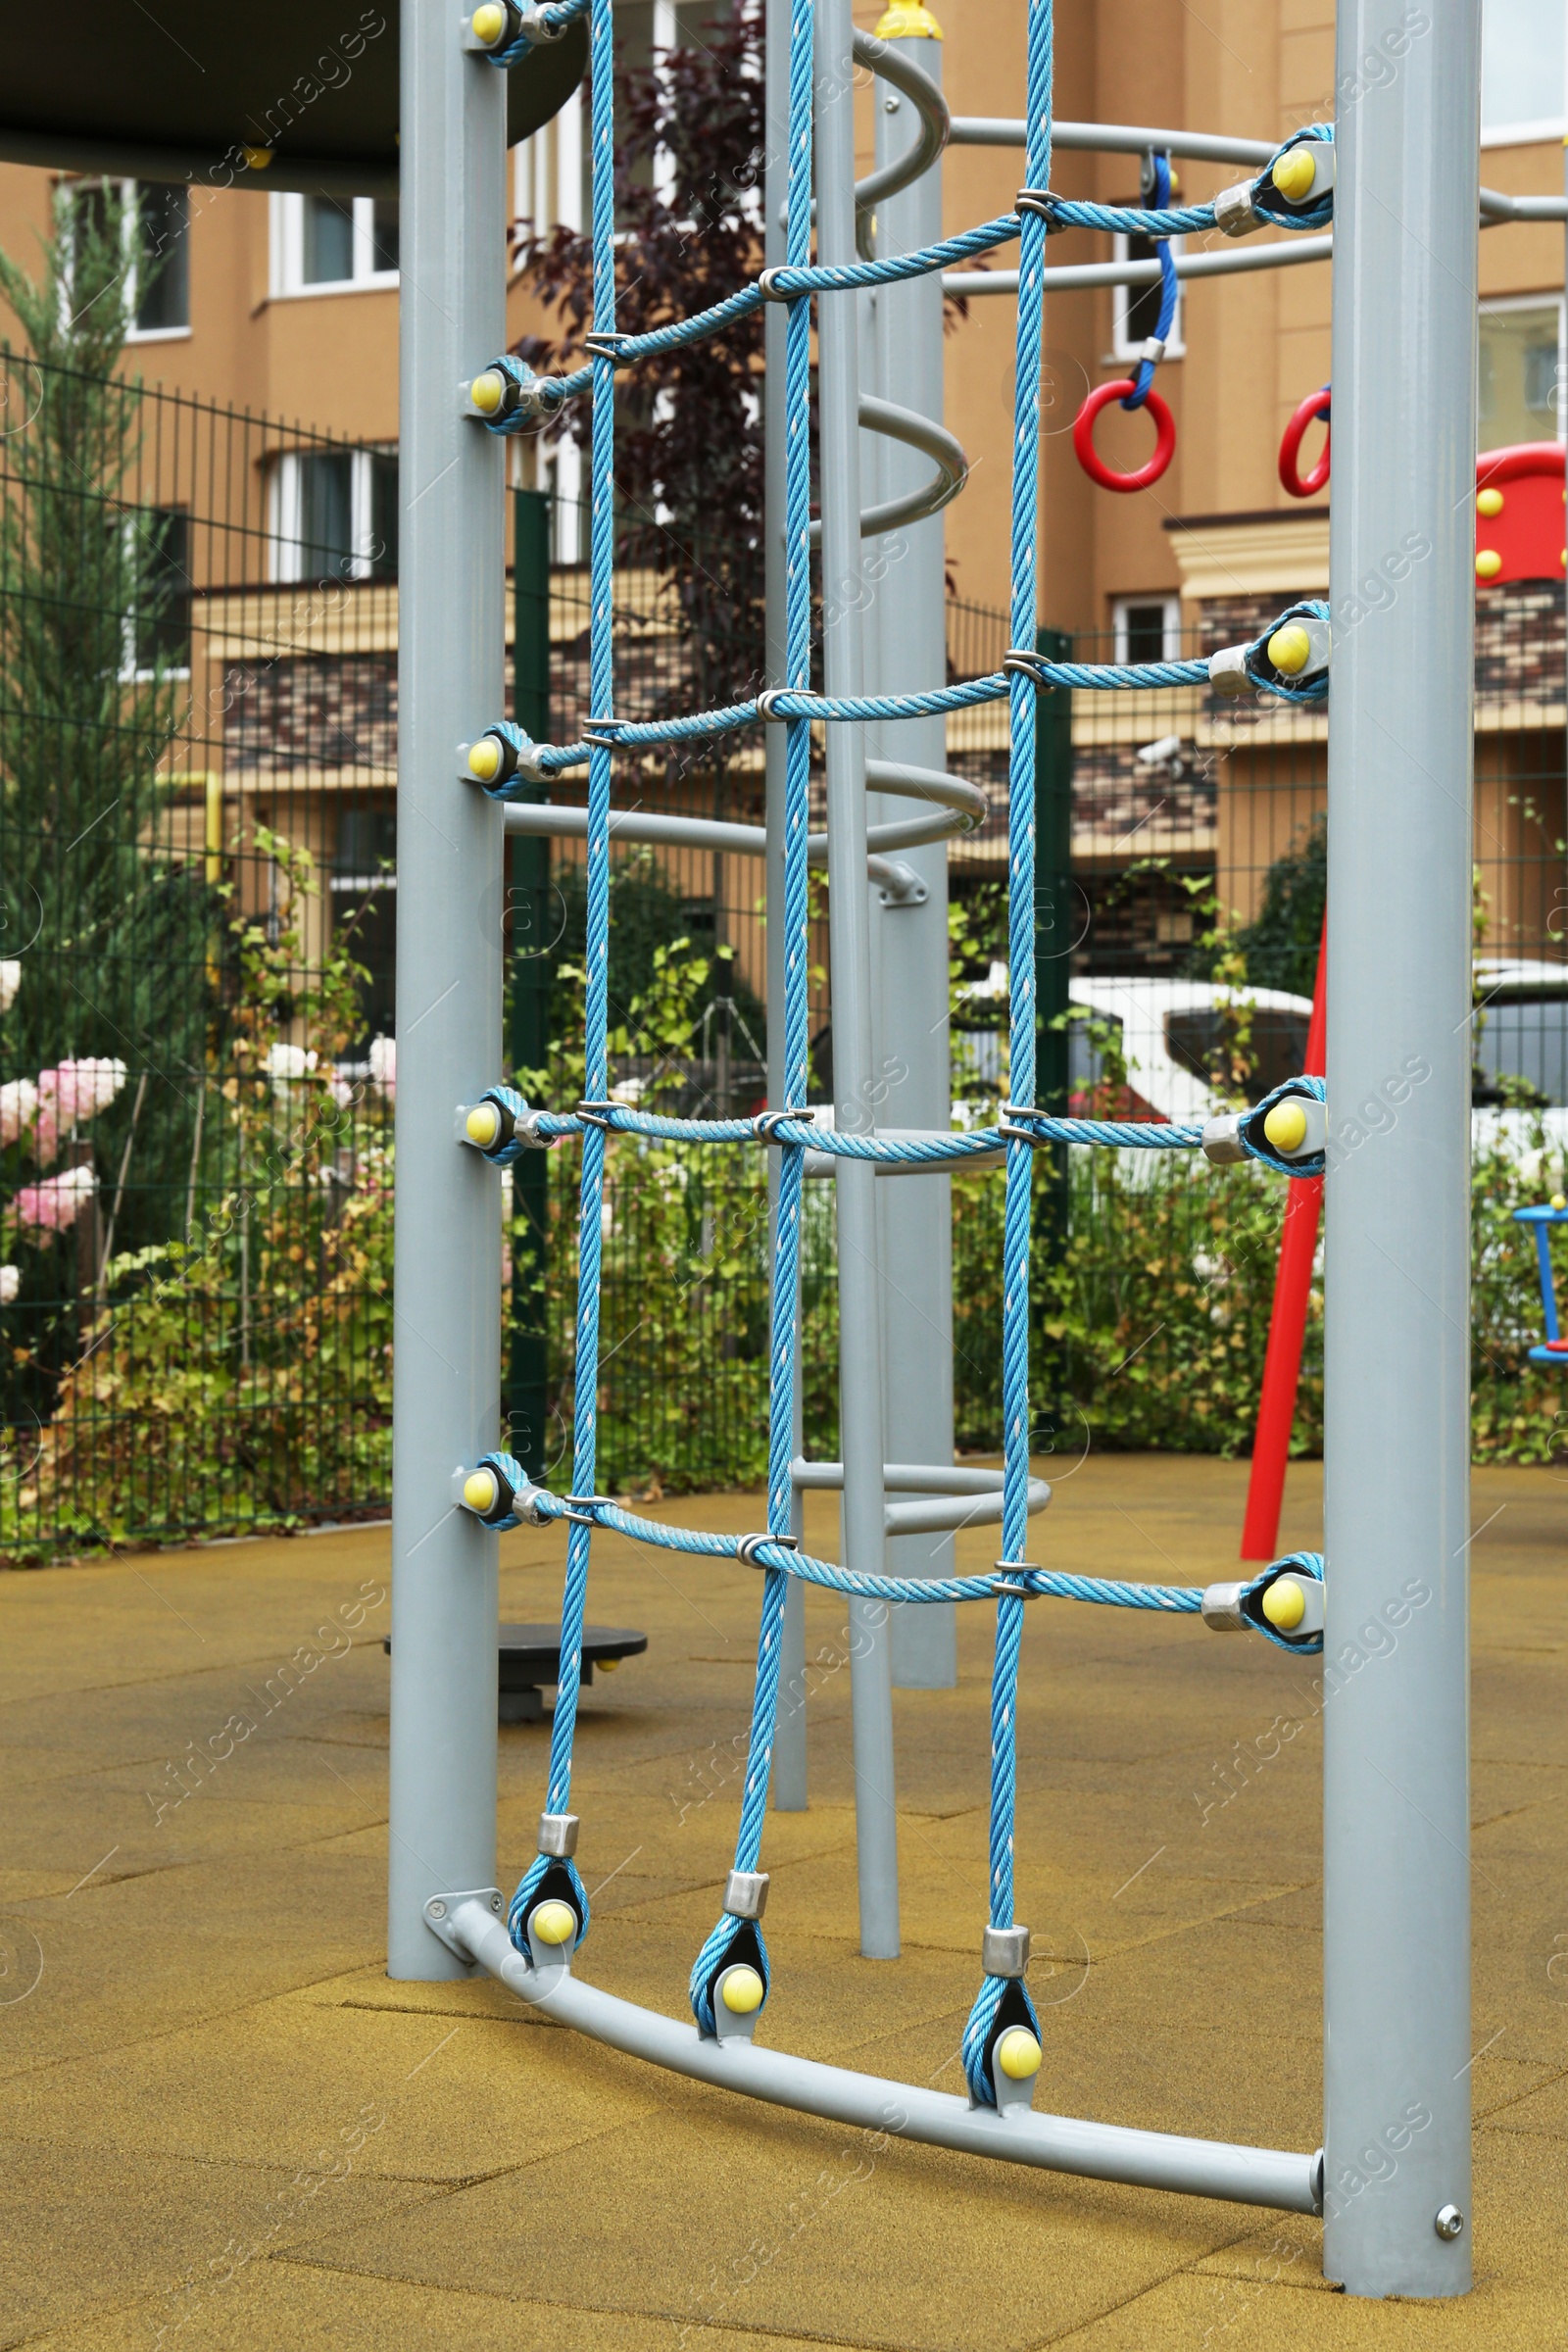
xmin=435 ymin=1896 xmax=1323 ymax=2216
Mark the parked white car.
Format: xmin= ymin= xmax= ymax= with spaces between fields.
xmin=955 ymin=961 xmax=1568 ymax=1180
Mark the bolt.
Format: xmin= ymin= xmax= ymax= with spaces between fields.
xmin=1434 ymin=2204 xmax=1464 ymax=2241
xmin=884 ymin=95 xmax=900 ymax=111
xmin=427 ymin=1898 xmax=447 ymax=1920
xmin=490 ymin=1893 xmax=502 ymax=1911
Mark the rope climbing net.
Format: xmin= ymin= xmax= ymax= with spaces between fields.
xmin=458 ymin=0 xmax=1337 ymax=2108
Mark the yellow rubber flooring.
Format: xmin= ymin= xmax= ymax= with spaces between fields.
xmin=2 ymin=1454 xmax=1565 ymax=2348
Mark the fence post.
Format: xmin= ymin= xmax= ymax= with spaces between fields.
xmin=1032 ymin=624 xmax=1072 ymax=1409
xmin=510 ymin=487 xmax=552 ymax=1482
xmin=1322 ymin=0 xmax=1478 ymax=2293
xmin=386 ymin=0 xmax=507 ymax=1979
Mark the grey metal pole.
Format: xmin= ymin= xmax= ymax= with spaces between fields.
xmin=764 ymin=0 xmax=808 ymax=1815
xmin=1322 ymin=0 xmax=1478 ymax=2294
xmin=866 ymin=22 xmax=957 ymax=1690
xmin=386 ymin=0 xmax=506 ymax=1978
xmin=817 ymin=0 xmax=900 ymax=1955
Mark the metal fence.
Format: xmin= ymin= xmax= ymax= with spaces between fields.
xmin=3 ymin=354 xmax=1565 ymax=1553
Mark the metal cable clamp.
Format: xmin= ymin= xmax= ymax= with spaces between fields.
xmin=736 ymin=1531 xmax=800 ymax=1568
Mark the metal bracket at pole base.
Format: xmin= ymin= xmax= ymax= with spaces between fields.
xmin=433 ymin=1895 xmax=1323 ymax=2213
xmin=422 ymin=1886 xmax=502 ymax=1967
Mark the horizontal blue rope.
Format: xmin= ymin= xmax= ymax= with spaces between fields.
xmin=517 ymin=1104 xmax=1206 ymax=1154
xmin=528 ymin=1493 xmax=1208 ymax=1611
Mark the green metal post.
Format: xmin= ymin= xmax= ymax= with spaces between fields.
xmin=509 ymin=488 xmax=552 ymax=1479
xmin=1033 ymin=624 xmax=1072 ymax=1416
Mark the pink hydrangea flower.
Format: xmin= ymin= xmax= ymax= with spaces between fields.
xmin=0 ymin=1078 xmax=37 ymax=1147
xmin=36 ymin=1058 xmax=127 ymax=1125
xmin=14 ymin=1168 xmax=97 ymax=1233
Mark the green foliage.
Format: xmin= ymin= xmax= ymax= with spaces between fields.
xmin=1190 ymin=819 xmax=1325 ymax=1000
xmin=0 ymin=189 xmax=216 ymax=1303
xmin=546 ymin=849 xmax=764 ymax=1054
xmin=0 ymin=838 xmax=393 ymax=1558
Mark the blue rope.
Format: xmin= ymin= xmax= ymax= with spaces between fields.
xmin=508 ymin=0 xmax=618 ymax=1970
xmin=956 ymin=0 xmax=1056 ymax=2114
xmin=1120 ymin=154 xmax=1177 ymax=413
xmin=465 ymin=605 xmax=1322 ymax=789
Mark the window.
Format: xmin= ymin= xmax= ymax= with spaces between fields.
xmin=1479 ymin=299 xmax=1565 ymax=449
xmin=132 ymin=186 xmax=190 ymax=335
xmin=1481 ymin=0 xmax=1566 ymax=144
xmin=271 ymin=194 xmax=399 ymax=295
xmin=1111 ymin=232 xmax=1184 ymax=365
xmin=270 ymin=451 xmax=399 ymax=583
xmin=122 ymin=508 xmax=193 ymax=678
xmin=1112 ymin=595 xmax=1181 ymax=663
xmin=333 ymin=808 xmax=397 ymax=1052
xmin=66 ymin=179 xmax=190 ymax=338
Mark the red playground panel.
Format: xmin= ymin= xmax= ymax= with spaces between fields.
xmin=1475 ymin=441 xmax=1566 ymax=586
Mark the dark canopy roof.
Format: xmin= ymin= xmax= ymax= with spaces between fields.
xmin=0 ymin=3 xmax=586 ymax=196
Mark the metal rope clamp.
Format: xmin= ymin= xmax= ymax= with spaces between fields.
xmin=1212 ymin=180 xmax=1262 ymax=237
xmin=1013 ymin=189 xmax=1070 ymax=232
xmin=982 ymin=1922 xmax=1031 ymax=1978
xmin=1002 ymin=648 xmax=1056 ymax=691
xmin=724 ymin=1869 xmax=769 ymax=1921
xmin=754 ymin=687 xmax=792 ymax=719
xmin=537 ymin=1811 xmax=580 ymax=1857
xmin=736 ymin=1531 xmax=799 ymax=1568
xmin=515 ymin=2 xmax=569 ymax=42
xmin=996 ymin=1102 xmax=1045 ymax=1146
xmin=581 ymin=331 xmax=630 ymax=362
xmin=756 ymin=267 xmax=797 ymax=302
xmin=575 ymin=1101 xmax=621 ymax=1132
xmin=753 ymin=1105 xmax=813 ymax=1143
xmin=991 ymin=1559 xmax=1037 ymax=1600
xmin=563 ymin=1493 xmax=613 ymax=1526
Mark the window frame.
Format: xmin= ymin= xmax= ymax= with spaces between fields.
xmin=119 ymin=506 xmax=194 ymax=683
xmin=270 ymin=192 xmax=399 ymax=298
xmin=1110 ymin=232 xmax=1185 ymax=365
xmin=269 ymin=449 xmax=399 ymax=585
xmin=1111 ymin=594 xmax=1182 ymax=664
xmin=1478 ymin=292 xmax=1567 ymax=448
xmin=62 ymin=177 xmax=192 ymax=343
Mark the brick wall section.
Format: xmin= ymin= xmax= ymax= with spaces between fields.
xmin=224 ymin=654 xmax=397 ymax=773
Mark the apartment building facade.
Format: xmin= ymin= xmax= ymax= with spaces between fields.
xmin=0 ymin=0 xmax=1559 ymax=1027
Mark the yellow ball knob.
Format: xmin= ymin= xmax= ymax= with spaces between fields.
xmin=1476 ymin=549 xmax=1502 ymax=580
xmin=241 ymin=146 xmax=274 ymax=172
xmin=996 ymin=2027 xmax=1043 ymax=2081
xmin=1552 ymin=1193 xmax=1567 ymax=1211
xmin=531 ymin=1900 xmax=577 ymax=1946
xmin=469 ymin=369 xmax=506 ymax=417
xmin=1477 ymin=487 xmax=1504 ymax=518
xmin=467 ymin=735 xmax=503 ymax=780
xmin=463 ymin=1468 xmax=500 ymax=1515
xmin=1271 ymin=148 xmax=1317 ymax=203
xmin=1261 ymin=1575 xmax=1307 ymax=1632
xmin=471 ymin=0 xmax=508 ymax=40
xmin=466 ymin=1102 xmax=503 ymax=1148
xmin=1262 ymin=1099 xmax=1309 ymax=1154
xmin=1267 ymin=623 xmax=1312 ymax=676
xmin=720 ymin=1965 xmax=765 ymax=2014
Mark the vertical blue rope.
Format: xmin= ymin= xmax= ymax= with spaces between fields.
xmin=509 ymin=0 xmax=618 ymax=1961
xmin=961 ymin=0 xmax=1052 ymax=2108
xmin=686 ymin=0 xmax=817 ymax=2036
xmin=1121 ymin=153 xmax=1176 ymax=413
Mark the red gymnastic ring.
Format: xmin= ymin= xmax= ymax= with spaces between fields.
xmin=1279 ymin=386 xmax=1331 ymax=498
xmin=1071 ymin=379 xmax=1177 ymax=494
